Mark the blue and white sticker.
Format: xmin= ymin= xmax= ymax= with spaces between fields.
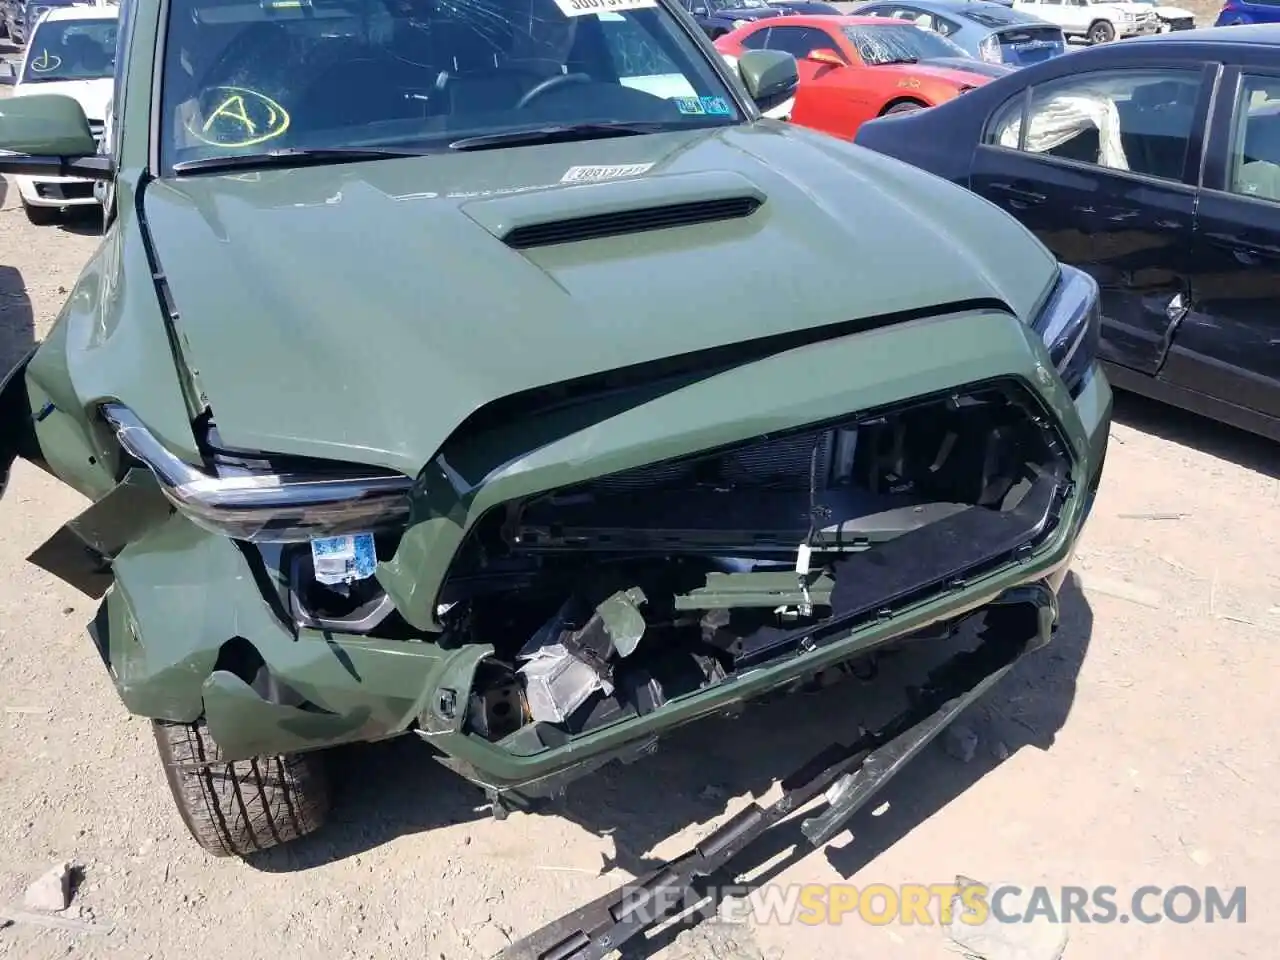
xmin=672 ymin=96 xmax=705 ymax=116
xmin=310 ymin=533 xmax=377 ymax=585
xmin=699 ymin=95 xmax=733 ymax=116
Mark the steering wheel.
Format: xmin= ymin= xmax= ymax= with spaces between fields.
xmin=516 ymin=72 xmax=591 ymax=109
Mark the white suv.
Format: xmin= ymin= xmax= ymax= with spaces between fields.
xmin=0 ymin=4 xmax=117 ymax=224
xmin=1013 ymin=0 xmax=1160 ymax=43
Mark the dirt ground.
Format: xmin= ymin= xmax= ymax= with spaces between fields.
xmin=2 ymin=29 xmax=1278 ymax=959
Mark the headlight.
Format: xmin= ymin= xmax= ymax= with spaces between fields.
xmin=100 ymin=403 xmax=412 ymax=543
xmin=733 ymin=18 xmax=750 ymax=29
xmin=1030 ymin=265 xmax=1100 ymax=397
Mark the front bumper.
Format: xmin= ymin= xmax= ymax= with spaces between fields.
xmin=1120 ymin=18 xmax=1162 ymax=35
xmin=82 ymin=308 xmax=1111 ymax=782
xmin=14 ymin=173 xmax=102 ymax=208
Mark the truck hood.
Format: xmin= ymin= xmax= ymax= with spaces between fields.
xmin=12 ymin=76 xmax=112 ymax=121
xmin=141 ymin=123 xmax=1058 ymax=478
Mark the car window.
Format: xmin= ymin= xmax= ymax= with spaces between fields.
xmin=158 ymin=0 xmax=745 ymax=172
xmin=933 ymin=14 xmax=960 ymax=36
xmin=841 ymin=22 xmax=970 ymax=62
xmin=766 ymin=25 xmax=840 ymax=59
xmin=108 ymin=0 xmax=134 ymax=159
xmin=1230 ymin=75 xmax=1280 ymax=204
xmin=740 ymin=26 xmax=771 ymax=49
xmin=988 ymin=68 xmax=1201 ymax=183
xmin=21 ymin=17 xmax=117 ymax=82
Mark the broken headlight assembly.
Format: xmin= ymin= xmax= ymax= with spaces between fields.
xmin=1030 ymin=264 xmax=1100 ymax=397
xmin=99 ymin=403 xmax=413 ymax=544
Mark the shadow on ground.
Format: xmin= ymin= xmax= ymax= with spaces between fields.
xmin=250 ymin=574 xmax=1092 ymax=953
xmin=0 ymin=264 xmax=34 ymax=374
xmin=55 ymin=206 xmax=105 ymax=237
xmin=1111 ymin=389 xmax=1280 ymax=480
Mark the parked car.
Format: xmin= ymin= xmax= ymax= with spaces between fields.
xmin=1214 ymin=0 xmax=1280 ymax=25
xmin=855 ymin=25 xmax=1280 ymax=442
xmin=714 ymin=14 xmax=1010 ymax=137
xmin=677 ymin=0 xmax=792 ymax=38
xmin=855 ymin=0 xmax=1068 ymax=67
xmin=0 ymin=4 xmax=115 ymax=224
xmin=0 ymin=0 xmax=1110 ymax=888
xmin=2 ymin=0 xmax=97 ymax=46
xmin=1013 ymin=0 xmax=1160 ymax=42
xmin=771 ymin=0 xmax=845 ymax=12
xmin=1131 ymin=0 xmax=1197 ymax=31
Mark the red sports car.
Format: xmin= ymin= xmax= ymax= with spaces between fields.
xmin=714 ymin=15 xmax=1012 ymax=140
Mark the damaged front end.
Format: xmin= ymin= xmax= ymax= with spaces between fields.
xmin=429 ymin=379 xmax=1070 ymax=762
xmin=53 ymin=289 xmax=1105 ymax=791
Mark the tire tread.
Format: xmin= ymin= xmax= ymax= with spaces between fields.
xmin=152 ymin=719 xmax=329 ymax=857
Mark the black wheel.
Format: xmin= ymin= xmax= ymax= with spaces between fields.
xmin=883 ymin=100 xmax=925 ymax=116
xmin=153 ymin=718 xmax=330 ymax=857
xmin=1087 ymin=19 xmax=1115 ymax=43
xmin=22 ymin=201 xmax=59 ymax=226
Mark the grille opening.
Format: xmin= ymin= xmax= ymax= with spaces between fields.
xmin=502 ymin=196 xmax=762 ymax=249
xmin=416 ymin=380 xmax=1071 ymax=755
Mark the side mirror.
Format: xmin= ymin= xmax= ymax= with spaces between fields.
xmin=806 ymin=48 xmax=846 ymax=67
xmin=737 ymin=49 xmax=800 ymax=106
xmin=0 ymin=61 xmax=16 ymax=86
xmin=0 ymin=94 xmax=111 ymax=179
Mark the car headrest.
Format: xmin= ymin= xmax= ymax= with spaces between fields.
xmin=1243 ymin=113 xmax=1280 ymax=163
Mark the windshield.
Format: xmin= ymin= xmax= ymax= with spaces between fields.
xmin=842 ymin=23 xmax=970 ymax=63
xmin=22 ymin=18 xmax=118 ymax=82
xmin=159 ymin=0 xmax=744 ymax=172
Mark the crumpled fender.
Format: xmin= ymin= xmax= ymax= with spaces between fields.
xmin=94 ymin=510 xmax=454 ymax=761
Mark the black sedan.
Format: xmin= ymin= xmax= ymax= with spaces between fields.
xmin=855 ymin=26 xmax=1280 ymax=443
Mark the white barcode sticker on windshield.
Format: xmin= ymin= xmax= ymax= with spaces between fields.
xmin=553 ymin=0 xmax=656 ymax=16
xmin=561 ymin=163 xmax=654 ymax=183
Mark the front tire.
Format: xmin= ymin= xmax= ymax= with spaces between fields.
xmin=21 ymin=201 xmax=59 ymax=226
xmin=1087 ymin=19 xmax=1115 ymax=43
xmin=153 ymin=718 xmax=330 ymax=857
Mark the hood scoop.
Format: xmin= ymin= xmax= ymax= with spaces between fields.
xmin=460 ymin=169 xmax=766 ymax=250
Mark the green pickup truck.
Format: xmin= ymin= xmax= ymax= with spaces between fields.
xmin=0 ymin=0 xmax=1108 ymax=891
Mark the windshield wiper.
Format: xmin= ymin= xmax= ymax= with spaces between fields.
xmin=171 ymin=146 xmax=432 ymax=174
xmin=448 ymin=121 xmax=670 ymax=152
xmin=878 ymin=56 xmax=920 ymax=65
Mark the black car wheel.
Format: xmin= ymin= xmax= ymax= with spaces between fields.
xmin=153 ymin=718 xmax=330 ymax=857
xmin=1087 ymin=19 xmax=1116 ymax=43
xmin=883 ymin=100 xmax=926 ymax=116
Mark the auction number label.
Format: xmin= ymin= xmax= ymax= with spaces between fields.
xmin=553 ymin=0 xmax=656 ymax=17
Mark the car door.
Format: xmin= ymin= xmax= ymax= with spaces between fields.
xmin=764 ymin=24 xmax=857 ymax=136
xmin=1165 ymin=67 xmax=1280 ymax=422
xmin=763 ymin=24 xmax=843 ymax=81
xmin=970 ymin=63 xmax=1214 ymax=375
xmin=1060 ymin=0 xmax=1094 ymax=32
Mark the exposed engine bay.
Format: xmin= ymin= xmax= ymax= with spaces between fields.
xmin=286 ymin=381 xmax=1070 ymax=752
